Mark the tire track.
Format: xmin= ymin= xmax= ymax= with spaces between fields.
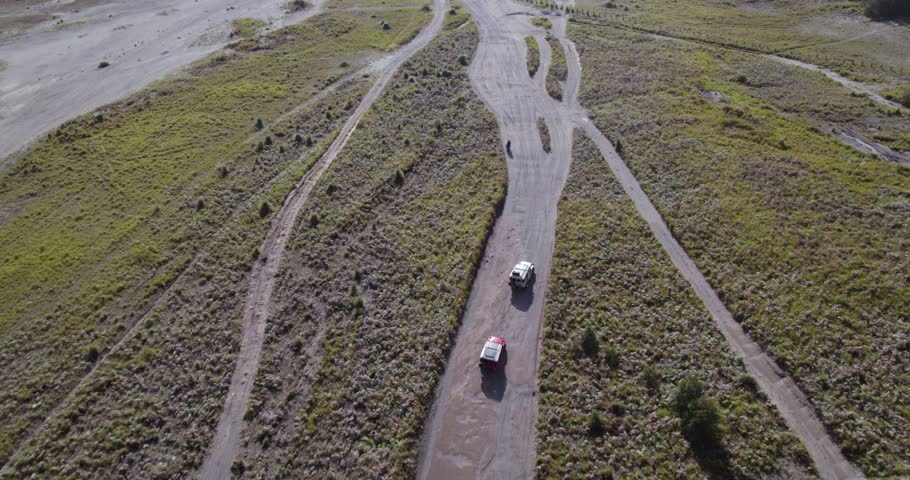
xmin=197 ymin=0 xmax=447 ymax=477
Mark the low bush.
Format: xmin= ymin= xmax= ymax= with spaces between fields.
xmin=863 ymin=0 xmax=910 ymax=19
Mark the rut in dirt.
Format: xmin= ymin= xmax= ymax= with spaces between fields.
xmin=418 ymin=1 xmax=864 ymax=479
xmin=196 ymin=0 xmax=447 ymax=478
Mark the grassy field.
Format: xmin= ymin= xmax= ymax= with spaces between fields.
xmin=572 ymin=0 xmax=910 ymax=88
xmin=571 ymin=22 xmax=910 ymax=477
xmin=0 ymin=7 xmax=431 ymax=476
xmin=234 ymin=24 xmax=507 ymax=478
xmin=536 ymin=131 xmax=812 ymax=479
xmin=545 ymin=35 xmax=566 ymax=100
xmin=526 ymin=36 xmax=540 ymax=77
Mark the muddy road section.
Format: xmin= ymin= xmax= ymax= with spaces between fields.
xmin=417 ymin=2 xmax=580 ymax=478
xmin=197 ymin=0 xmax=446 ymax=478
xmin=0 ymin=0 xmax=321 ymax=165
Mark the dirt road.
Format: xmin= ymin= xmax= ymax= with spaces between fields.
xmin=0 ymin=0 xmax=322 ymax=165
xmin=418 ymin=1 xmax=862 ymax=479
xmin=417 ymin=2 xmax=580 ymax=478
xmin=197 ymin=0 xmax=446 ymax=477
xmin=578 ymin=122 xmax=865 ymax=480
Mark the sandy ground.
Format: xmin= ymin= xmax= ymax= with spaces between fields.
xmin=196 ymin=0 xmax=447 ymax=477
xmin=0 ymin=0 xmax=321 ymax=165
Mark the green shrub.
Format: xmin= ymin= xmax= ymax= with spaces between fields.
xmin=85 ymin=343 xmax=101 ymax=362
xmin=588 ymin=410 xmax=606 ymax=436
xmin=643 ymin=364 xmax=660 ymax=393
xmin=673 ymin=374 xmax=721 ymax=447
xmin=580 ymin=326 xmax=599 ymax=357
xmin=603 ymin=344 xmax=619 ymax=368
xmin=259 ymin=202 xmax=272 ymax=218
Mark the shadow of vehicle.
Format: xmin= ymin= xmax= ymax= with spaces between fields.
xmin=510 ymin=271 xmax=535 ymax=312
xmin=480 ymin=348 xmax=508 ymax=401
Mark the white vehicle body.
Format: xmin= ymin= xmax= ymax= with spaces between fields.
xmin=509 ymin=261 xmax=534 ymax=288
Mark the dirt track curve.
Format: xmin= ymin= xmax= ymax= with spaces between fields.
xmin=196 ymin=0 xmax=446 ymax=477
xmin=417 ymin=1 xmax=863 ymax=479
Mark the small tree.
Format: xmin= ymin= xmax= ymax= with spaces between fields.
xmin=580 ymin=326 xmax=599 ymax=357
xmin=255 ymin=118 xmax=264 ymax=130
xmin=259 ymin=201 xmax=272 ymax=218
xmin=673 ymin=373 xmax=721 ymax=447
xmin=603 ymin=344 xmax=620 ymax=368
xmin=673 ymin=374 xmax=704 ymax=415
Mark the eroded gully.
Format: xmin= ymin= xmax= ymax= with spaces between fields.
xmin=417 ymin=1 xmax=863 ymax=479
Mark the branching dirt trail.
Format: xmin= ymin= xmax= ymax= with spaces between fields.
xmin=418 ymin=1 xmax=863 ymax=479
xmin=417 ymin=2 xmax=580 ymax=478
xmin=197 ymin=0 xmax=446 ymax=477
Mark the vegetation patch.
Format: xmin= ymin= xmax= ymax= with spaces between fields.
xmin=572 ymin=22 xmax=910 ymax=477
xmin=235 ymin=25 xmax=507 ymax=478
xmin=287 ymin=0 xmax=310 ymax=12
xmin=537 ymin=117 xmax=551 ymax=152
xmin=444 ymin=2 xmax=470 ymax=30
xmin=232 ymin=17 xmax=267 ymax=38
xmin=545 ymin=35 xmax=566 ymax=100
xmin=883 ymin=83 xmax=910 ymax=108
xmin=536 ymin=131 xmax=811 ymax=479
xmin=532 ymin=16 xmax=553 ymax=30
xmin=525 ymin=36 xmax=540 ymax=77
xmin=51 ymin=20 xmax=86 ymax=31
xmin=0 ymin=8 xmax=431 ymax=474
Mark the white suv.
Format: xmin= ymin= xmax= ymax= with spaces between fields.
xmin=509 ymin=261 xmax=535 ymax=288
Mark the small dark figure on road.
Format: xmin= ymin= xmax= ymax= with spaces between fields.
xmin=506 ymin=140 xmax=511 ymax=154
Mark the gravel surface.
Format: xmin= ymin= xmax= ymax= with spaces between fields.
xmin=0 ymin=0 xmax=323 ymax=165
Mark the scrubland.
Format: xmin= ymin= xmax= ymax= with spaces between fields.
xmin=234 ymin=24 xmax=507 ymax=478
xmin=570 ymin=21 xmax=910 ymax=477
xmin=0 ymin=7 xmax=431 ymax=477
